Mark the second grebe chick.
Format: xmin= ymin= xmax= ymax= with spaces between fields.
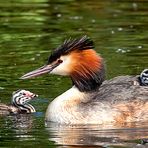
xmin=139 ymin=69 xmax=148 ymax=86
xmin=0 ymin=90 xmax=37 ymax=115
xmin=20 ymin=36 xmax=148 ymax=125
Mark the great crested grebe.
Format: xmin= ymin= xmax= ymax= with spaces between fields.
xmin=0 ymin=90 xmax=37 ymax=115
xmin=20 ymin=36 xmax=148 ymax=124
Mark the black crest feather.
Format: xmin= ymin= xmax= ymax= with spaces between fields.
xmin=48 ymin=35 xmax=94 ymax=64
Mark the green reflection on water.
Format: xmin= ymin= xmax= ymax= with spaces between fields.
xmin=0 ymin=0 xmax=148 ymax=147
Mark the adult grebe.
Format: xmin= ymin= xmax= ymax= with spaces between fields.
xmin=20 ymin=36 xmax=148 ymax=124
xmin=0 ymin=90 xmax=37 ymax=115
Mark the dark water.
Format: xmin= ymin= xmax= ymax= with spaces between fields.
xmin=0 ymin=0 xmax=148 ymax=147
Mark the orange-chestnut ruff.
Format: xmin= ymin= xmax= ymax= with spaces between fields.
xmin=21 ymin=36 xmax=105 ymax=92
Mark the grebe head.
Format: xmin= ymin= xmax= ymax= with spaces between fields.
xmin=21 ymin=36 xmax=105 ymax=92
xmin=12 ymin=90 xmax=37 ymax=113
xmin=140 ymin=69 xmax=148 ymax=86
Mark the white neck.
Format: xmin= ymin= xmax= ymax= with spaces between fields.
xmin=45 ymin=86 xmax=93 ymax=124
xmin=20 ymin=103 xmax=36 ymax=113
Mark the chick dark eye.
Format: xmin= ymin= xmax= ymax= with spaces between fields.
xmin=20 ymin=92 xmax=26 ymax=96
xmin=58 ymin=59 xmax=63 ymax=63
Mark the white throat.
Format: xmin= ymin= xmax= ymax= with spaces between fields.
xmin=45 ymin=86 xmax=92 ymax=124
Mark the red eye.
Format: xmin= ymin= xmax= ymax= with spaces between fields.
xmin=58 ymin=59 xmax=63 ymax=63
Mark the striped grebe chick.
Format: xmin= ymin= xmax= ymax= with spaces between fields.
xmin=0 ymin=90 xmax=37 ymax=115
xmin=20 ymin=36 xmax=148 ymax=125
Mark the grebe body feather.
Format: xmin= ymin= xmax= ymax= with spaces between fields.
xmin=46 ymin=76 xmax=148 ymax=124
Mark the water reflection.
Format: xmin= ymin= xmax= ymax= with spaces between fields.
xmin=0 ymin=114 xmax=34 ymax=131
xmin=0 ymin=0 xmax=148 ymax=147
xmin=0 ymin=114 xmax=35 ymax=147
xmin=46 ymin=122 xmax=148 ymax=147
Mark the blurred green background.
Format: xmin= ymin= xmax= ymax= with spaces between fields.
xmin=0 ymin=0 xmax=148 ymax=147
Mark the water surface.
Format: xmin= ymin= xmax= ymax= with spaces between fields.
xmin=0 ymin=0 xmax=148 ymax=147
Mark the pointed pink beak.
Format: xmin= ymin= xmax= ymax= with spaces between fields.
xmin=24 ymin=90 xmax=38 ymax=98
xmin=20 ymin=63 xmax=59 ymax=79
